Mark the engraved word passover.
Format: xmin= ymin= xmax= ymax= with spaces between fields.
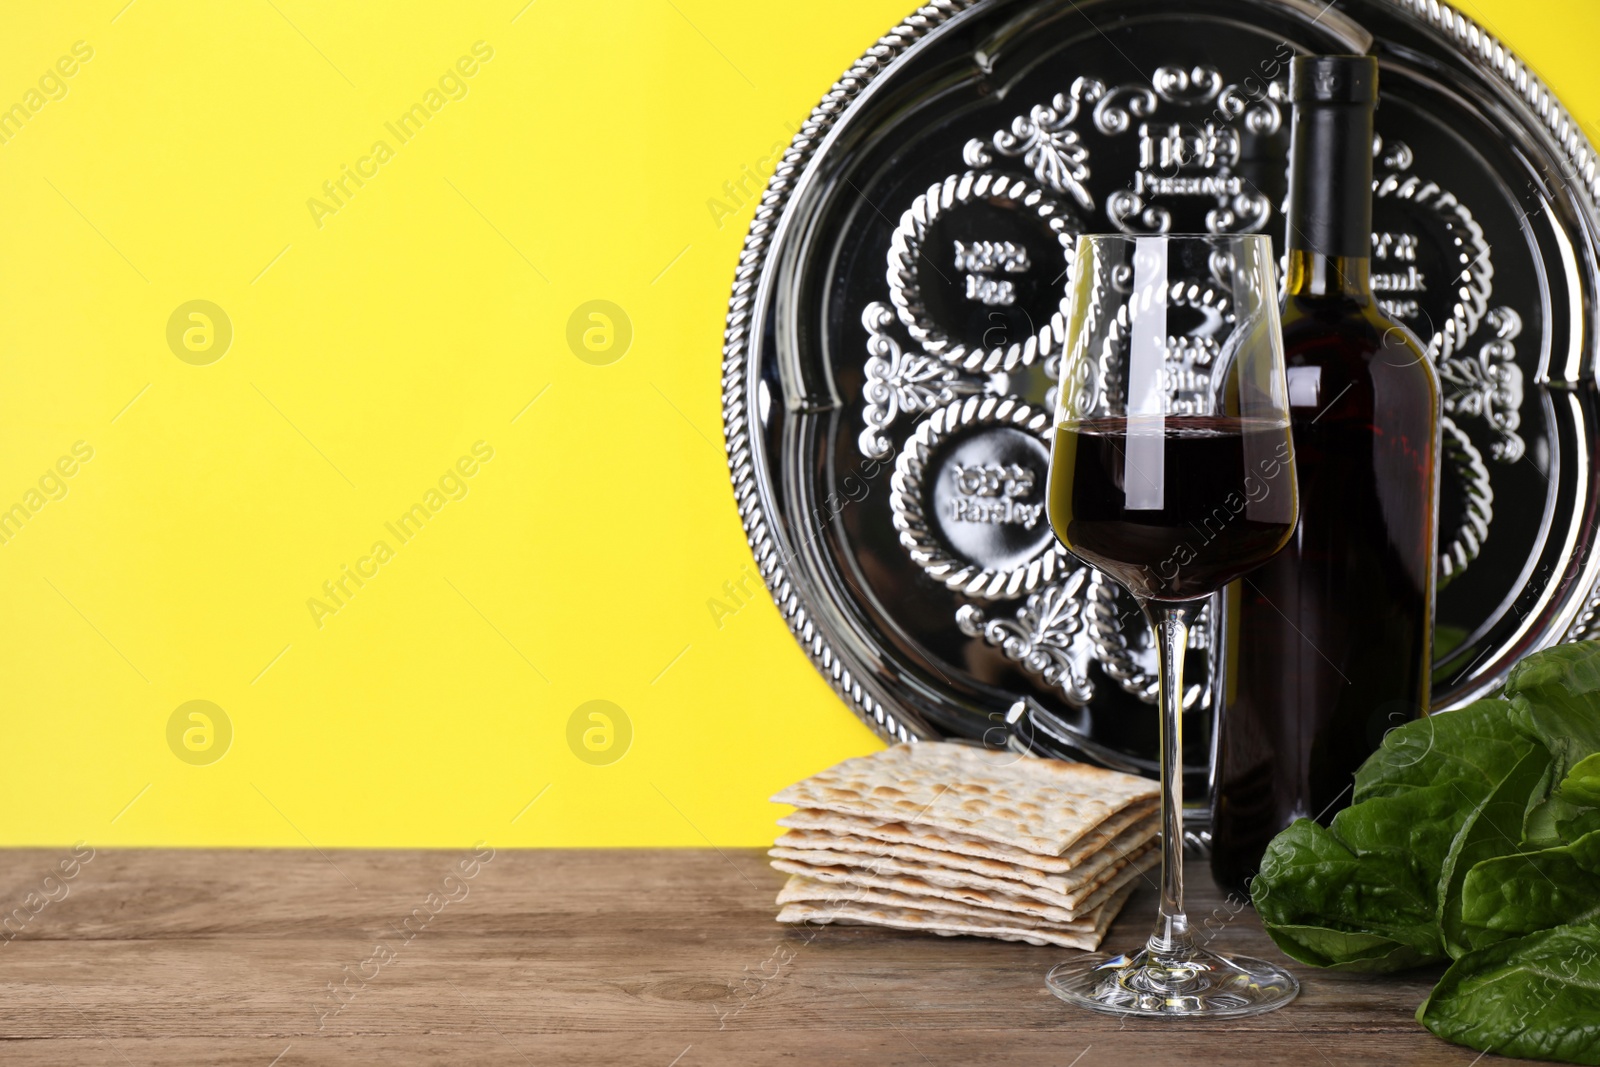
xmin=1134 ymin=121 xmax=1244 ymax=198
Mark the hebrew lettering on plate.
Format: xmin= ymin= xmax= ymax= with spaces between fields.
xmin=956 ymin=240 xmax=1031 ymax=307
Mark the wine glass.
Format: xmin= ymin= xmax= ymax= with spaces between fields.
xmin=1044 ymin=233 xmax=1300 ymax=1017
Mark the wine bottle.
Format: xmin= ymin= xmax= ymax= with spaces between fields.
xmin=1210 ymin=56 xmax=1442 ymax=897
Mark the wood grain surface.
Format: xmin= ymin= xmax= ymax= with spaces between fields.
xmin=0 ymin=848 xmax=1533 ymax=1065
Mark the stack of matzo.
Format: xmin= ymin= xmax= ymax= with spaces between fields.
xmin=769 ymin=742 xmax=1161 ymax=949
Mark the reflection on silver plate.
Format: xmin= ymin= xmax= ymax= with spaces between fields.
xmin=720 ymin=0 xmax=1600 ymax=795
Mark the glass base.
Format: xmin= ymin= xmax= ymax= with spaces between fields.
xmin=1046 ymin=946 xmax=1299 ymax=1018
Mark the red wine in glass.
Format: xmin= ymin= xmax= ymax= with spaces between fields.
xmin=1050 ymin=415 xmax=1297 ymax=603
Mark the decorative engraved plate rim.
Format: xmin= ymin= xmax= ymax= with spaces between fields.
xmin=889 ymin=395 xmax=1070 ymax=600
xmin=719 ymin=0 xmax=1600 ymax=745
xmin=720 ymin=0 xmax=983 ymax=744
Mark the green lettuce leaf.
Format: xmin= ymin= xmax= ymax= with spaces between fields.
xmin=1252 ymin=642 xmax=1600 ymax=1062
xmin=1352 ymin=697 xmax=1533 ymax=806
xmin=1523 ymin=751 xmax=1600 ymax=848
xmin=1438 ymin=746 xmax=1554 ymax=957
xmin=1559 ymin=754 xmax=1600 ymax=808
xmin=1524 ymin=793 xmax=1589 ymax=851
xmin=1419 ymin=924 xmax=1600 ymax=1065
xmin=1263 ymin=922 xmax=1431 ymax=973
xmin=1458 ymin=829 xmax=1600 ymax=950
xmin=1252 ymin=700 xmax=1537 ymax=968
xmin=1505 ymin=643 xmax=1600 ymax=782
xmin=1560 ymin=807 xmax=1600 ymax=843
xmin=1252 ymin=818 xmax=1442 ymax=968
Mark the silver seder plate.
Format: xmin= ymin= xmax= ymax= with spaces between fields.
xmin=721 ymin=0 xmax=1600 ymax=795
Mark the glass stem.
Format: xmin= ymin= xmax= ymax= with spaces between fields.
xmin=1142 ymin=598 xmax=1200 ymax=962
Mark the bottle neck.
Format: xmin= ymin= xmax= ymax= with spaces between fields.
xmin=1284 ymin=250 xmax=1372 ymax=301
xmin=1285 ymin=96 xmax=1376 ymax=295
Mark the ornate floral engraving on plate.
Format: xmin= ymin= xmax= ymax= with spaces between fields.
xmin=721 ymin=0 xmax=1600 ymax=791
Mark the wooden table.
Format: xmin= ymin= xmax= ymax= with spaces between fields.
xmin=0 ymin=848 xmax=1530 ymax=1065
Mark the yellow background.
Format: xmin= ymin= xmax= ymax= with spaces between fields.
xmin=0 ymin=0 xmax=1595 ymax=848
